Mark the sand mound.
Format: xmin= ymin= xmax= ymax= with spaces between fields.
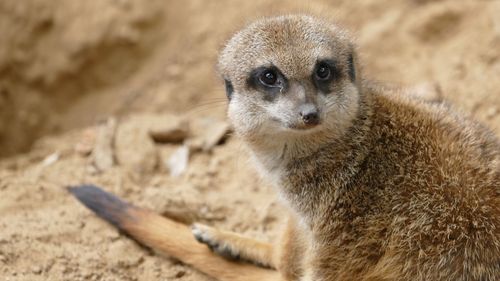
xmin=0 ymin=0 xmax=499 ymax=280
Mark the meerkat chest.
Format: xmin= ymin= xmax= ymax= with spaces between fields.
xmin=300 ymin=220 xmax=388 ymax=281
xmin=250 ymin=152 xmax=288 ymax=188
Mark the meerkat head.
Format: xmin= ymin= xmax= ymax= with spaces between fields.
xmin=218 ymin=15 xmax=361 ymax=150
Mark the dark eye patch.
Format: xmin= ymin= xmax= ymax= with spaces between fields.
xmin=312 ymin=59 xmax=340 ymax=94
xmin=224 ymin=79 xmax=234 ymax=100
xmin=347 ymin=53 xmax=356 ymax=82
xmin=247 ymin=65 xmax=287 ymax=100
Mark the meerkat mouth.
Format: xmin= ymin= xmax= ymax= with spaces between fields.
xmin=268 ymin=117 xmax=322 ymax=133
xmin=284 ymin=122 xmax=322 ymax=132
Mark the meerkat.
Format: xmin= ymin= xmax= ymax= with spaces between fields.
xmin=70 ymin=15 xmax=500 ymax=281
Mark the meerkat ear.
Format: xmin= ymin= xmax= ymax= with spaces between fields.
xmin=224 ymin=79 xmax=234 ymax=100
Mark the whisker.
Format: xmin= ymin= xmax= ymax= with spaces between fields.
xmin=186 ymin=104 xmax=227 ymax=116
xmin=188 ymin=99 xmax=227 ymax=109
xmin=185 ymin=99 xmax=227 ymax=114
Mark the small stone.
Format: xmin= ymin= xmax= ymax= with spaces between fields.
xmin=75 ymin=142 xmax=93 ymax=156
xmin=115 ymin=116 xmax=158 ymax=174
xmin=190 ymin=118 xmax=231 ymax=152
xmin=202 ymin=120 xmax=230 ymax=151
xmin=31 ymin=265 xmax=42 ymax=274
xmin=166 ymin=145 xmax=190 ymax=177
xmin=148 ymin=115 xmax=189 ymax=143
xmin=184 ymin=137 xmax=204 ymax=153
xmin=92 ymin=118 xmax=116 ymax=172
xmin=74 ymin=128 xmax=96 ymax=156
xmin=41 ymin=152 xmax=60 ymax=167
xmin=486 ymin=106 xmax=498 ymax=118
xmin=175 ymin=270 xmax=186 ymax=278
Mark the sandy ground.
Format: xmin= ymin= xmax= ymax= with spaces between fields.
xmin=1 ymin=0 xmax=499 ymax=280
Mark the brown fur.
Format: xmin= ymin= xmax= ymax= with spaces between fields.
xmin=71 ymin=15 xmax=499 ymax=281
xmin=215 ymin=15 xmax=500 ymax=281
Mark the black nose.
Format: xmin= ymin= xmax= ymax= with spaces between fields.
xmin=299 ymin=107 xmax=320 ymax=125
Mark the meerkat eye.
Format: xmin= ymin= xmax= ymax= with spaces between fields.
xmin=247 ymin=66 xmax=287 ymax=97
xmin=312 ymin=60 xmax=339 ymax=93
xmin=259 ymin=70 xmax=278 ymax=86
xmin=315 ymin=63 xmax=331 ymax=80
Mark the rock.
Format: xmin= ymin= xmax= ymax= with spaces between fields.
xmin=184 ymin=137 xmax=205 ymax=152
xmin=74 ymin=128 xmax=96 ymax=156
xmin=115 ymin=116 xmax=158 ymax=174
xmin=174 ymin=270 xmax=186 ymax=278
xmin=92 ymin=118 xmax=116 ymax=172
xmin=41 ymin=152 xmax=60 ymax=167
xmin=31 ymin=265 xmax=42 ymax=274
xmin=166 ymin=145 xmax=189 ymax=177
xmin=190 ymin=118 xmax=231 ymax=152
xmin=202 ymin=120 xmax=230 ymax=151
xmin=486 ymin=106 xmax=498 ymax=118
xmin=148 ymin=114 xmax=189 ymax=143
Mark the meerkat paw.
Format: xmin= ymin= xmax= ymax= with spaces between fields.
xmin=191 ymin=223 xmax=242 ymax=261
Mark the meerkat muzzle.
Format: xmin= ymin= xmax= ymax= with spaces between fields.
xmin=298 ymin=103 xmax=320 ymax=127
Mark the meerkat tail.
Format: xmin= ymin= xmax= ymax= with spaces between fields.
xmin=68 ymin=185 xmax=280 ymax=281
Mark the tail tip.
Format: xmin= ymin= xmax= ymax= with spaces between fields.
xmin=68 ymin=184 xmax=132 ymax=227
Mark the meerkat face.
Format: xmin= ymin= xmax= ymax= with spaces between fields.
xmin=218 ymin=15 xmax=360 ymax=143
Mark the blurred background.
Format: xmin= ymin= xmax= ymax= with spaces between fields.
xmin=0 ymin=0 xmax=499 ymax=280
xmin=1 ymin=0 xmax=499 ymax=158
